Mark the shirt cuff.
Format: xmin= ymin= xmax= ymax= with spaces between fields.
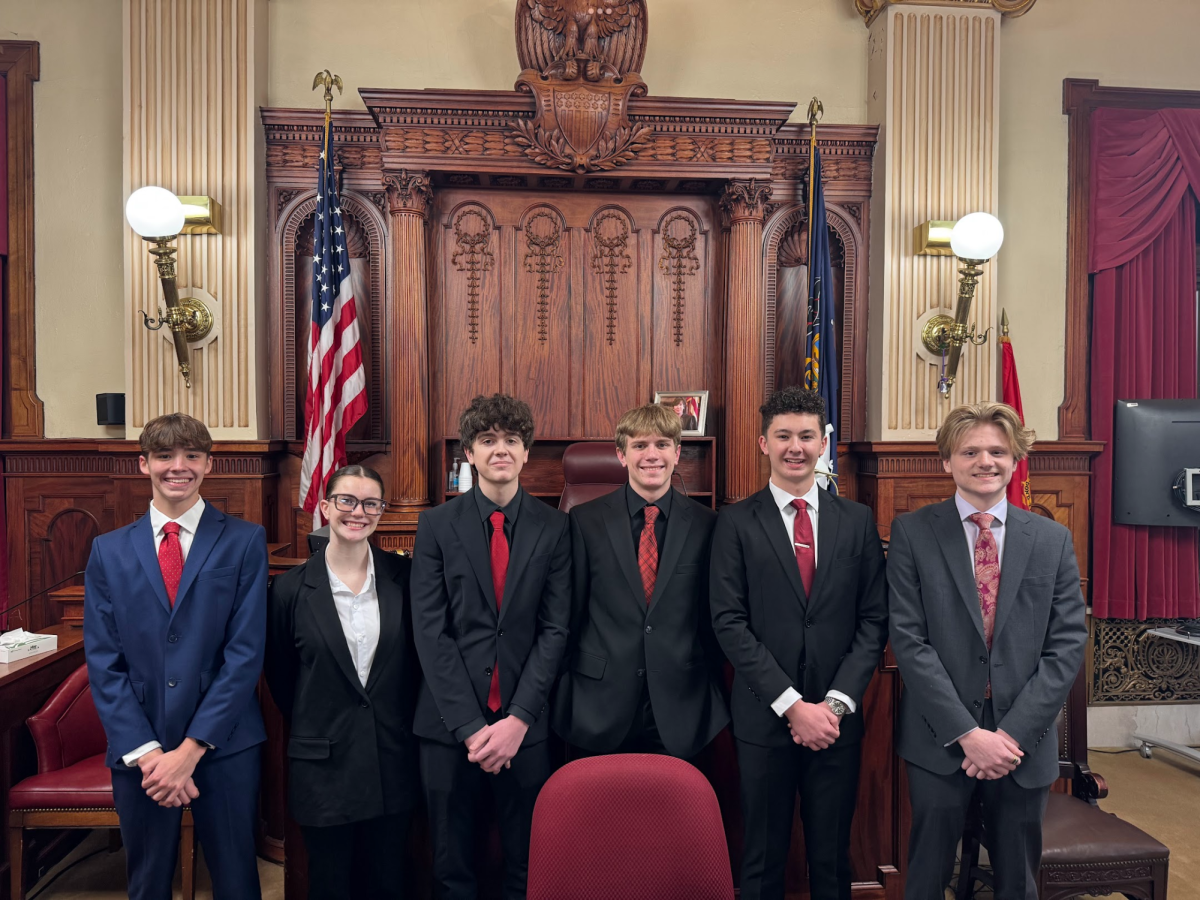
xmin=454 ymin=717 xmax=488 ymax=744
xmin=122 ymin=741 xmax=163 ymax=767
xmin=825 ymin=690 xmax=857 ymax=714
xmin=771 ymin=687 xmax=802 ymax=717
xmin=946 ymin=726 xmax=979 ymax=748
xmin=508 ymin=704 xmax=535 ymax=727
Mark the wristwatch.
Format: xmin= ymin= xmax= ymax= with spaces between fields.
xmin=825 ymin=697 xmax=849 ymax=718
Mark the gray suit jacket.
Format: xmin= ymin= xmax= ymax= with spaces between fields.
xmin=887 ymin=498 xmax=1087 ymax=788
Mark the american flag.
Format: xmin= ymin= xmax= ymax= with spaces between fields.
xmin=299 ymin=119 xmax=366 ymax=525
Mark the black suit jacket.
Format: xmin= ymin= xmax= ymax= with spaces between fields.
xmin=551 ymin=487 xmax=729 ymax=758
xmin=887 ymin=499 xmax=1087 ymax=788
xmin=710 ymin=485 xmax=888 ymax=748
xmin=410 ymin=487 xmax=571 ymax=747
xmin=264 ymin=547 xmax=417 ymax=827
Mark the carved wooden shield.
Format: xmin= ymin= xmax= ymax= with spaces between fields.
xmin=552 ymin=87 xmax=612 ymax=158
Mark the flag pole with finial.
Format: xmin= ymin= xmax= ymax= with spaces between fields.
xmin=312 ymin=69 xmax=343 ymax=172
xmin=805 ymin=97 xmax=824 ymax=381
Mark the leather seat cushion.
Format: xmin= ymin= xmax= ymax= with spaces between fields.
xmin=9 ymin=753 xmax=114 ymax=810
xmin=1041 ymin=791 xmax=1168 ymax=865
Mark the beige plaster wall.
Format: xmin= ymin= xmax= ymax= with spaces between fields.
xmin=266 ymin=0 xmax=868 ymax=123
xmin=2 ymin=0 xmax=125 ymax=438
xmin=998 ymin=0 xmax=1200 ymax=439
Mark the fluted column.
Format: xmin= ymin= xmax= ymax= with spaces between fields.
xmin=720 ymin=180 xmax=772 ymax=504
xmin=384 ymin=170 xmax=433 ymax=508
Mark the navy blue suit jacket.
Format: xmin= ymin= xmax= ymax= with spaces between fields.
xmin=84 ymin=504 xmax=269 ymax=768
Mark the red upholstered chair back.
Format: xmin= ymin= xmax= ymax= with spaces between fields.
xmin=26 ymin=664 xmax=106 ymax=774
xmin=527 ymin=754 xmax=735 ymax=900
xmin=558 ymin=442 xmax=627 ymax=513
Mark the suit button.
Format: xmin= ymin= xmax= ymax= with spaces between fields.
xmin=168 ymin=679 xmax=177 ymax=688
xmin=799 ymin=662 xmax=807 ymax=671
xmin=805 ymin=618 xmax=814 ymax=628
xmin=485 ymin=667 xmax=493 ymax=676
xmin=168 ymin=634 xmax=179 ymax=643
xmin=360 ymin=701 xmax=369 ymax=709
xmin=645 ymin=625 xmax=653 ymax=634
xmin=979 ymin=656 xmax=987 ymax=664
xmin=637 ymin=668 xmax=645 ymax=677
xmin=498 ymin=629 xmax=504 ymax=637
xmin=973 ymin=700 xmax=982 ymax=708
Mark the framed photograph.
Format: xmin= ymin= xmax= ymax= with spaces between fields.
xmin=654 ymin=390 xmax=708 ymax=437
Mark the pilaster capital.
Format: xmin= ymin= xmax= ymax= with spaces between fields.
xmin=854 ymin=0 xmax=1036 ymax=26
xmin=383 ymin=169 xmax=433 ymax=216
xmin=719 ymin=180 xmax=773 ymax=226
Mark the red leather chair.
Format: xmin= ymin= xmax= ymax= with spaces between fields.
xmin=6 ymin=665 xmax=195 ymax=900
xmin=558 ymin=442 xmax=627 ymax=513
xmin=527 ymin=754 xmax=735 ymax=900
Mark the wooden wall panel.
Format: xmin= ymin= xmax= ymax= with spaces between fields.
xmin=651 ymin=208 xmax=711 ymax=393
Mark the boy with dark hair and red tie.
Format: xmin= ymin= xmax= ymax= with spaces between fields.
xmin=85 ymin=413 xmax=267 ymax=900
xmin=411 ymin=393 xmax=571 ymax=900
xmin=710 ymin=387 xmax=888 ymax=900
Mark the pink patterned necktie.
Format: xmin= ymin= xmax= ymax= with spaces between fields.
xmin=159 ymin=522 xmax=184 ymax=607
xmin=969 ymin=512 xmax=999 ymax=699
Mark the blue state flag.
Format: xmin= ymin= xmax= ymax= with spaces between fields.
xmin=805 ymin=148 xmax=839 ymax=491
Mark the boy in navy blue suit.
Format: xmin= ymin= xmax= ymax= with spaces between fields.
xmin=84 ymin=413 xmax=267 ymax=900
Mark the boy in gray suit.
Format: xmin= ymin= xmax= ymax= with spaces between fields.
xmin=887 ymin=402 xmax=1087 ymax=900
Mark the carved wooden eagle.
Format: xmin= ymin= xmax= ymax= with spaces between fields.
xmin=516 ymin=0 xmax=648 ymax=81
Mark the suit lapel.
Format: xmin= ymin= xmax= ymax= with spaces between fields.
xmin=932 ymin=499 xmax=988 ymax=647
xmin=500 ymin=489 xmax=546 ymax=624
xmin=171 ymin=504 xmax=226 ymax=617
xmin=366 ymin=548 xmax=405 ymax=693
xmin=130 ymin=513 xmax=172 ymax=614
xmin=648 ymin=489 xmax=694 ymax=614
xmin=603 ymin=489 xmax=649 ymax=610
xmin=805 ymin=488 xmax=842 ymax=611
xmin=450 ymin=494 xmax=498 ymax=612
xmin=305 ymin=551 xmax=369 ymax=698
xmin=991 ymin=507 xmax=1034 ymax=647
xmin=753 ymin=488 xmax=808 ymax=609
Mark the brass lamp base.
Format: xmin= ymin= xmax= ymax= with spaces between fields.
xmin=173 ymin=297 xmax=215 ymax=342
xmin=921 ymin=314 xmax=955 ymax=354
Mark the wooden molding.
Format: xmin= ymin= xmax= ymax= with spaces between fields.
xmin=0 ymin=41 xmax=45 ymax=438
xmin=855 ymin=0 xmax=1036 ymax=26
xmin=1059 ymin=79 xmax=1200 ymax=441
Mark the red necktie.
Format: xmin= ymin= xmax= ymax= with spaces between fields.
xmin=159 ymin=522 xmax=184 ymax=608
xmin=790 ymin=499 xmax=815 ymax=596
xmin=487 ymin=510 xmax=508 ymax=713
xmin=969 ymin=512 xmax=999 ymax=698
xmin=639 ymin=505 xmax=660 ymax=604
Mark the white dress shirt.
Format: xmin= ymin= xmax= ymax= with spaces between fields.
xmin=950 ymin=492 xmax=1009 ymax=746
xmin=123 ymin=499 xmax=207 ymax=767
xmin=326 ymin=552 xmax=381 ymax=687
xmin=764 ymin=479 xmax=857 ymax=717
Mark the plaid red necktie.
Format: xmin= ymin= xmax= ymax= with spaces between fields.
xmin=487 ymin=510 xmax=508 ymax=712
xmin=969 ymin=512 xmax=999 ymax=698
xmin=790 ymin=499 xmax=815 ymax=596
xmin=639 ymin=505 xmax=660 ymax=604
xmin=159 ymin=522 xmax=184 ymax=608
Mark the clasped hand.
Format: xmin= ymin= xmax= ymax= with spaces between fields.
xmin=466 ymin=716 xmax=529 ymax=774
xmin=784 ymin=699 xmax=840 ymax=750
xmin=138 ymin=739 xmax=206 ymax=807
xmin=959 ymin=728 xmax=1023 ymax=780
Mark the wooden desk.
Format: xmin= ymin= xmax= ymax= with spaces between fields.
xmin=0 ymin=624 xmax=86 ymax=900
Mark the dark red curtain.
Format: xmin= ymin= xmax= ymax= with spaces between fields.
xmin=1090 ymin=107 xmax=1200 ymax=619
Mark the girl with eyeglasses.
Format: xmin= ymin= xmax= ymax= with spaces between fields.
xmin=265 ymin=465 xmax=417 ymax=899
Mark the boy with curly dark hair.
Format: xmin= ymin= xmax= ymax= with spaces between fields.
xmin=411 ymin=393 xmax=570 ymax=900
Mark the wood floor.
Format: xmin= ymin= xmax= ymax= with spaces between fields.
xmin=22 ymin=748 xmax=1198 ymax=899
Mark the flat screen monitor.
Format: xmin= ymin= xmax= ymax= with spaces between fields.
xmin=1112 ymin=399 xmax=1200 ymax=527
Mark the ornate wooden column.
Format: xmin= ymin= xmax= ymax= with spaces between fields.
xmin=383 ymin=170 xmax=433 ymax=509
xmin=720 ymin=180 xmax=772 ymax=504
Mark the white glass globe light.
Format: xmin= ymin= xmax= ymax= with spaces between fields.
xmin=125 ymin=186 xmax=185 ymax=238
xmin=950 ymin=212 xmax=1004 ymax=261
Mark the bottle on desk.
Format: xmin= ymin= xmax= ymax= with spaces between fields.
xmin=448 ymin=457 xmax=460 ymax=492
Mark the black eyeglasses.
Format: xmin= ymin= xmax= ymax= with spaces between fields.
xmin=328 ymin=494 xmax=387 ymax=516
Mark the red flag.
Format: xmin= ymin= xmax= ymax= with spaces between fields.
xmin=1000 ymin=331 xmax=1032 ymax=511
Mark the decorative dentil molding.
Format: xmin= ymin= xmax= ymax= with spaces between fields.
xmin=854 ymin=0 xmax=1037 ymax=26
xmin=383 ymin=170 xmax=433 ymax=216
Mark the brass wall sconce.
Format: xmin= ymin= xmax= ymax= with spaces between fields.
xmin=918 ymin=212 xmax=1005 ymax=397
xmin=125 ymin=187 xmax=216 ymax=388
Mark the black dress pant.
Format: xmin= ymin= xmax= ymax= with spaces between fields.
xmin=735 ymin=738 xmax=862 ymax=900
xmin=301 ymin=813 xmax=409 ymax=900
xmin=905 ymin=762 xmax=1049 ymax=900
xmin=419 ymin=736 xmax=552 ymax=900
